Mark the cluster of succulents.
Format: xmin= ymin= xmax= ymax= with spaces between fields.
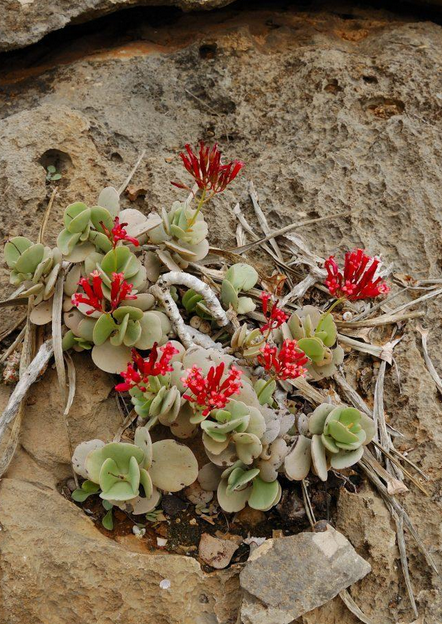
xmin=4 ymin=237 xmax=62 ymax=301
xmin=221 ymin=263 xmax=258 ymax=314
xmin=279 ymin=305 xmax=344 ymax=380
xmin=148 ymin=201 xmax=210 ymax=268
xmin=284 ymin=403 xmax=375 ymax=482
xmin=72 ymin=427 xmax=198 ymax=515
xmin=4 ymin=140 xmax=391 ymax=527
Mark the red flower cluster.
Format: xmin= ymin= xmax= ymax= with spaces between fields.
xmin=258 ymin=340 xmax=308 ymax=381
xmin=72 ymin=271 xmax=136 ymax=315
xmin=182 ymin=362 xmax=243 ymax=416
xmin=115 ymin=343 xmax=179 ymax=392
xmin=260 ymin=291 xmax=288 ymax=334
xmin=110 ymin=272 xmax=137 ymax=309
xmin=101 ymin=216 xmax=140 ymax=249
xmin=325 ymin=249 xmax=390 ymax=301
xmin=172 ymin=142 xmax=244 ymax=194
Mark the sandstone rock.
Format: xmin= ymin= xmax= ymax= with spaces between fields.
xmin=0 ymin=478 xmax=241 ymax=624
xmin=239 ymin=526 xmax=371 ymax=624
xmin=198 ymin=532 xmax=240 ymax=569
xmin=0 ymin=0 xmax=235 ymax=52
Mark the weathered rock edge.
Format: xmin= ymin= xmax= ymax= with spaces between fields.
xmin=0 ymin=0 xmax=235 ymax=52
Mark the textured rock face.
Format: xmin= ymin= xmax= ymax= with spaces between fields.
xmin=240 ymin=527 xmax=371 ymax=624
xmin=1 ymin=3 xmax=442 ymax=623
xmin=0 ymin=360 xmax=241 ymax=624
xmin=0 ymin=0 xmax=234 ymax=52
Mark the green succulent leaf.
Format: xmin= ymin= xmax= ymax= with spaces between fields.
xmin=225 ymin=263 xmax=258 ymax=291
xmin=102 ymin=509 xmax=114 ymax=530
xmin=71 ymin=489 xmax=93 ymax=502
xmin=298 ymin=337 xmax=325 ymax=362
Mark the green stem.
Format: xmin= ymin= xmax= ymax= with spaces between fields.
xmin=315 ymin=297 xmax=345 ymax=334
xmin=187 ymin=188 xmax=206 ymax=229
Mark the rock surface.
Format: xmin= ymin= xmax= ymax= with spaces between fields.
xmin=240 ymin=527 xmax=371 ymax=624
xmin=1 ymin=2 xmax=442 ymax=623
xmin=0 ymin=0 xmax=235 ymax=52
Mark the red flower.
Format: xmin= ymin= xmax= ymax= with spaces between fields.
xmin=182 ymin=362 xmax=243 ymax=416
xmin=72 ymin=271 xmax=136 ymax=315
xmin=171 ymin=141 xmax=244 ymax=194
xmin=109 ymin=272 xmax=137 ymax=310
xmin=325 ymin=249 xmax=390 ymax=301
xmin=258 ymin=340 xmax=308 ymax=381
xmin=260 ymin=291 xmax=288 ymax=334
xmin=115 ymin=342 xmax=179 ymax=392
xmin=72 ymin=271 xmax=105 ymax=314
xmin=101 ymin=216 xmax=140 ymax=249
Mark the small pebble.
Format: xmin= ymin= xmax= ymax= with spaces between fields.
xmin=160 ymin=579 xmax=171 ymax=590
xmin=343 ymin=311 xmax=353 ymax=321
xmin=157 ymin=537 xmax=168 ymax=547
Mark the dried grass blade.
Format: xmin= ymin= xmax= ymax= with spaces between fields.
xmin=301 ymin=479 xmax=316 ymax=527
xmin=249 ymin=181 xmax=284 ymax=261
xmin=52 ymin=271 xmax=66 ymax=391
xmin=0 ymin=326 xmax=26 ymax=364
xmin=362 ymin=449 xmax=408 ymax=495
xmin=118 ymin=149 xmax=146 ymax=196
xmin=339 ymin=590 xmax=377 ymax=624
xmin=416 ymin=325 xmax=442 ymax=395
xmin=371 ymin=441 xmax=429 ymax=496
xmin=386 ymin=286 xmax=442 ymax=317
xmin=392 ymin=509 xmax=419 ymax=618
xmin=230 ymin=210 xmax=351 ymax=254
xmin=63 ymin=352 xmax=78 ymax=485
xmin=360 ymin=459 xmax=439 ymax=575
xmin=337 ymin=310 xmax=424 ymax=329
xmin=0 ymin=339 xmax=53 ymax=475
xmin=38 ymin=187 xmax=58 ymax=244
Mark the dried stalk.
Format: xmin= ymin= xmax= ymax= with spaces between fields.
xmin=63 ymin=352 xmax=78 ymax=486
xmin=301 ymin=479 xmax=316 ymax=527
xmin=0 ymin=326 xmax=26 ymax=364
xmin=231 ymin=210 xmax=351 ymax=254
xmin=118 ymin=149 xmax=146 ymax=196
xmin=249 ymin=181 xmax=285 ymax=262
xmin=52 ymin=270 xmax=66 ymax=391
xmin=38 ymin=186 xmax=58 ymax=245
xmin=416 ymin=325 xmax=442 ymax=395
xmin=386 ymin=286 xmax=442 ymax=317
xmin=337 ymin=310 xmax=424 ymax=329
xmin=337 ymin=334 xmax=400 ymax=364
xmin=360 ymin=459 xmax=438 ymax=575
xmin=362 ymin=449 xmax=408 ymax=496
xmin=0 ymin=339 xmax=53 ymax=476
xmin=339 ymin=590 xmax=377 ymax=624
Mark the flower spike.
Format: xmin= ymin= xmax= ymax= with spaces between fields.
xmin=172 ymin=141 xmax=244 ymax=194
xmin=181 ymin=362 xmax=243 ymax=416
xmin=324 ymin=249 xmax=390 ymax=301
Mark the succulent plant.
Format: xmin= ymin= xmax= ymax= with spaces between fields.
xmin=72 ymin=427 xmax=198 ymax=513
xmin=221 ymin=263 xmax=258 ymax=314
xmin=182 ymin=288 xmax=212 ymax=320
xmin=230 ymin=324 xmax=263 ymax=358
xmin=281 ymin=305 xmax=344 ymax=380
xmin=148 ymin=201 xmax=209 ymax=268
xmin=202 ymin=399 xmax=266 ymax=466
xmin=216 ymin=461 xmax=281 ymax=512
xmin=4 ymin=236 xmax=63 ymax=303
xmin=284 ymin=403 xmax=375 ymax=482
xmin=72 ymin=428 xmax=155 ymax=506
xmin=129 ymin=362 xmax=185 ymax=425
